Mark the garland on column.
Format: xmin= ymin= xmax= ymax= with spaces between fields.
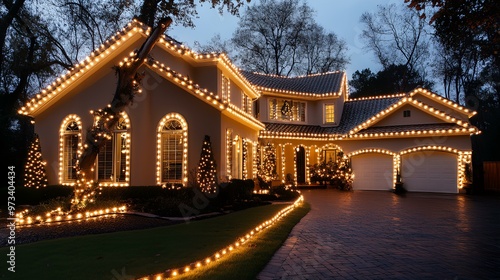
xmin=24 ymin=134 xmax=48 ymax=188
xmin=197 ymin=135 xmax=218 ymax=193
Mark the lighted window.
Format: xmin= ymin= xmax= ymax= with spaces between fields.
xmin=59 ymin=115 xmax=82 ymax=184
xmin=157 ymin=114 xmax=188 ymax=186
xmin=242 ymin=94 xmax=252 ymax=114
xmin=268 ymin=98 xmax=306 ymax=122
xmin=323 ymin=149 xmax=338 ymax=163
xmin=221 ymin=75 xmax=230 ymax=103
xmin=232 ymin=135 xmax=243 ymax=179
xmin=97 ymin=115 xmax=130 ymax=184
xmin=325 ymin=104 xmax=335 ymax=123
xmin=63 ymin=122 xmax=79 ymax=181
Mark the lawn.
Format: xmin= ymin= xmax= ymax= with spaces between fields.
xmin=0 ymin=202 xmax=309 ymax=280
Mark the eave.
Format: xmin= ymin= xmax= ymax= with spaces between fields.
xmin=146 ymin=59 xmax=265 ymax=131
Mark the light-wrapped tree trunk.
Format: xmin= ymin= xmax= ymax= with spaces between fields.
xmin=72 ymin=17 xmax=172 ymax=210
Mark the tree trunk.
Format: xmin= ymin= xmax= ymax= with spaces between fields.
xmin=72 ymin=17 xmax=172 ymax=210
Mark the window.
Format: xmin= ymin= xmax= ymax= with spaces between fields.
xmin=232 ymin=135 xmax=243 ymax=179
xmin=157 ymin=114 xmax=188 ymax=186
xmin=97 ymin=115 xmax=130 ymax=184
xmin=403 ymin=110 xmax=411 ymax=117
xmin=269 ymin=98 xmax=306 ymax=122
xmin=221 ymin=75 xmax=230 ymax=103
xmin=59 ymin=115 xmax=82 ymax=184
xmin=242 ymin=94 xmax=252 ymax=114
xmin=325 ymin=104 xmax=335 ymax=123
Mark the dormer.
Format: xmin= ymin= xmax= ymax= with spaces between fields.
xmin=242 ymin=71 xmax=348 ymax=126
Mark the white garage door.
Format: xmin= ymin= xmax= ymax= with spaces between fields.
xmin=351 ymin=153 xmax=393 ymax=191
xmin=401 ymin=151 xmax=458 ymax=193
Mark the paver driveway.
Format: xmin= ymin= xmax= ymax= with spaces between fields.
xmin=258 ymin=189 xmax=500 ymax=279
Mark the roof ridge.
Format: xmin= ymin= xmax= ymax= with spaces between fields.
xmin=243 ymin=70 xmax=345 ymax=79
xmin=347 ymin=93 xmax=406 ymax=102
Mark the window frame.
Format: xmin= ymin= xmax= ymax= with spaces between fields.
xmin=59 ymin=115 xmax=82 ymax=185
xmin=324 ymin=103 xmax=335 ymax=124
xmin=96 ymin=114 xmax=130 ymax=186
xmin=268 ymin=98 xmax=306 ymax=122
xmin=156 ymin=113 xmax=188 ymax=186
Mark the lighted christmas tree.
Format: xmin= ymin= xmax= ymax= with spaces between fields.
xmin=24 ymin=134 xmax=48 ymax=188
xmin=258 ymin=143 xmax=277 ymax=182
xmin=197 ymin=135 xmax=218 ymax=193
xmin=309 ymin=151 xmax=352 ymax=190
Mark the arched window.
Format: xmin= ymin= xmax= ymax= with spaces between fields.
xmin=157 ymin=114 xmax=188 ymax=186
xmin=97 ymin=113 xmax=131 ymax=186
xmin=59 ymin=115 xmax=82 ymax=185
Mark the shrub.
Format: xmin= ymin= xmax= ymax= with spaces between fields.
xmin=270 ymin=184 xmax=300 ymax=201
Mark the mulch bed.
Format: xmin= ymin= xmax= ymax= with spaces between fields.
xmin=0 ymin=214 xmax=179 ymax=247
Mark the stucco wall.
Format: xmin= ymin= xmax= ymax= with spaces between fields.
xmin=373 ymin=104 xmax=447 ymax=127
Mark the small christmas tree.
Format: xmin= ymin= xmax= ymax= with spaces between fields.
xmin=258 ymin=143 xmax=277 ymax=182
xmin=197 ymin=135 xmax=218 ymax=193
xmin=24 ymin=134 xmax=48 ymax=188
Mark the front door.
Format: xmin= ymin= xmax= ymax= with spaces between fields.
xmin=296 ymin=146 xmax=306 ymax=184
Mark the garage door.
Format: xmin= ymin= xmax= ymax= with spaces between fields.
xmin=401 ymin=151 xmax=458 ymax=193
xmin=351 ymin=153 xmax=393 ymax=190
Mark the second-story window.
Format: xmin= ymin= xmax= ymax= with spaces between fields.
xmin=324 ymin=104 xmax=335 ymax=123
xmin=221 ymin=75 xmax=230 ymax=103
xmin=242 ymin=94 xmax=252 ymax=114
xmin=269 ymin=98 xmax=306 ymax=122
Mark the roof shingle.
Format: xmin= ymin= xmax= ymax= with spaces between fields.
xmin=241 ymin=71 xmax=344 ymax=95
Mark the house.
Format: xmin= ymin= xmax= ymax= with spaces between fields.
xmin=19 ymin=20 xmax=478 ymax=193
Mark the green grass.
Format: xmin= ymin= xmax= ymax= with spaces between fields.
xmin=0 ymin=202 xmax=309 ymax=280
xmin=176 ymin=202 xmax=310 ymax=280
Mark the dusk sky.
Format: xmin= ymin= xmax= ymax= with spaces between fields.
xmin=169 ymin=0 xmax=400 ymax=78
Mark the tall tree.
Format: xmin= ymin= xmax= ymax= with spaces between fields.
xmin=360 ymin=3 xmax=432 ymax=82
xmin=231 ymin=0 xmax=348 ymax=76
xmin=350 ymin=64 xmax=434 ymax=98
xmin=72 ymin=18 xmax=172 ymax=209
xmin=137 ymin=0 xmax=251 ymax=28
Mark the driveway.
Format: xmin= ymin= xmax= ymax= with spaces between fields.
xmin=258 ymin=189 xmax=500 ymax=279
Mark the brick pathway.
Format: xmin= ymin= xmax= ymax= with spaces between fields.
xmin=258 ymin=189 xmax=500 ymax=279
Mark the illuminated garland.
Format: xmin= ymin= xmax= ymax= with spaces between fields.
xmin=137 ymin=195 xmax=304 ymax=280
xmin=15 ymin=206 xmax=127 ymax=226
xmin=24 ymin=134 xmax=48 ymax=188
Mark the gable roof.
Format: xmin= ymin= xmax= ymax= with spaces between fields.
xmin=242 ymin=71 xmax=346 ymax=98
xmin=18 ymin=20 xmax=260 ymax=117
xmin=260 ymin=95 xmax=404 ymax=140
xmin=260 ymin=91 xmax=479 ymax=140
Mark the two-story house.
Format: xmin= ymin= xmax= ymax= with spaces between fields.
xmin=19 ymin=20 xmax=478 ymax=193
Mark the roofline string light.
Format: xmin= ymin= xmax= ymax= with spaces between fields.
xmin=18 ymin=19 xmax=262 ymax=117
xmin=146 ymin=60 xmax=265 ymax=131
xmin=349 ymin=96 xmax=474 ymax=135
xmin=138 ymin=195 xmax=304 ymax=280
xmin=409 ymin=88 xmax=476 ymax=117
